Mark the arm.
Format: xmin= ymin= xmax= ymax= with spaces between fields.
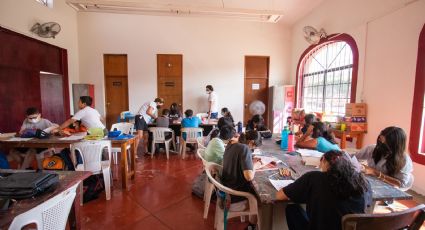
xmin=363 ymin=165 xmax=402 ymax=187
xmin=58 ymin=118 xmax=77 ymax=130
xmin=146 ymin=106 xmax=156 ymax=119
xmin=243 ymin=170 xmax=255 ymax=181
xmin=276 ymin=189 xmax=290 ymax=201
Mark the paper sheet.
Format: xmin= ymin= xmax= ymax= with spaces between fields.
xmin=252 ymin=148 xmax=262 ymax=155
xmin=269 ymin=179 xmax=294 ymax=191
xmin=0 ymin=133 xmax=16 ymax=139
xmin=59 ymin=135 xmax=85 ymax=141
xmin=254 ymin=156 xmax=282 ymax=170
xmin=5 ymin=137 xmax=33 ymax=141
xmin=296 ymin=148 xmax=324 ymax=158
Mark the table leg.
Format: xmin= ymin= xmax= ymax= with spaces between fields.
xmin=356 ymin=133 xmax=364 ymax=149
xmin=340 ymin=132 xmax=347 ymax=149
xmin=130 ymin=139 xmax=136 ymax=179
xmin=259 ymin=204 xmax=273 ymax=230
xmin=69 ymin=182 xmax=82 ymax=230
xmin=121 ymin=142 xmax=129 ymax=190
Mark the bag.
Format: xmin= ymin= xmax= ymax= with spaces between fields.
xmin=83 ymin=175 xmax=104 ymax=203
xmin=35 ymin=129 xmax=50 ymax=139
xmin=259 ymin=130 xmax=272 ymax=139
xmin=0 ymin=153 xmax=10 ymax=169
xmin=42 ymin=154 xmax=65 ymax=170
xmin=20 ymin=129 xmax=50 ymax=139
xmin=0 ymin=172 xmax=59 ymax=199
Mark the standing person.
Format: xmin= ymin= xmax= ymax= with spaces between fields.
xmin=356 ymin=126 xmax=413 ymax=189
xmin=206 ymin=85 xmax=219 ymax=119
xmin=135 ymin=98 xmax=164 ymax=154
xmin=276 ymin=150 xmax=372 ymax=230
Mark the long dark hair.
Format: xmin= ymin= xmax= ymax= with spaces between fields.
xmin=221 ymin=107 xmax=234 ymax=123
xmin=372 ymin=126 xmax=406 ymax=177
xmin=238 ymin=130 xmax=262 ymax=147
xmin=312 ymin=121 xmax=337 ymax=144
xmin=324 ymin=150 xmax=369 ymax=199
xmin=169 ymin=103 xmax=180 ymax=115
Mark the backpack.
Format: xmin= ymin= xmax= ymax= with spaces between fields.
xmin=83 ymin=175 xmax=105 ymax=203
xmin=42 ymin=154 xmax=65 ymax=170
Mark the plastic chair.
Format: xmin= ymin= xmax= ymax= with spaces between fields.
xmin=71 ymin=140 xmax=112 ymax=201
xmin=148 ymin=127 xmax=176 ymax=160
xmin=197 ymin=149 xmax=215 ymax=219
xmin=342 ymin=204 xmax=425 ymax=230
xmin=180 ymin=128 xmax=203 ymax=159
xmin=197 ymin=136 xmax=206 ymax=149
xmin=8 ymin=183 xmax=79 ymax=230
xmin=205 ymin=162 xmax=260 ymax=230
xmin=110 ymin=122 xmax=134 ymax=164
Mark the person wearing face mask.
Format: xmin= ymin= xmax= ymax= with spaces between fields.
xmin=355 ymin=126 xmax=413 ymax=189
xmin=276 ymin=150 xmax=372 ymax=230
xmin=13 ymin=107 xmax=58 ymax=169
xmin=135 ymin=97 xmax=164 ymax=154
xmin=206 ymin=85 xmax=219 ymax=120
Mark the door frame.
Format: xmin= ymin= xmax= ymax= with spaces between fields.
xmin=243 ymin=55 xmax=270 ymax=125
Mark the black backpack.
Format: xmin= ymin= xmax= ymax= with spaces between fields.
xmin=0 ymin=172 xmax=59 ymax=199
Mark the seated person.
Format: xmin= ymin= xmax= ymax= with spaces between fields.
xmin=55 ymin=96 xmax=105 ymax=135
xmin=355 ymin=126 xmax=413 ymax=189
xmin=276 ymin=150 xmax=372 ymax=230
xmin=246 ymin=114 xmax=269 ymax=132
xmin=181 ymin=109 xmax=202 ymax=146
xmin=296 ymin=121 xmax=340 ymax=153
xmin=296 ymin=113 xmax=316 ymax=137
xmin=204 ymin=116 xmax=234 ymax=146
xmin=221 ymin=130 xmax=262 ymax=229
xmin=220 ymin=107 xmax=234 ymax=124
xmin=156 ymin=109 xmax=170 ymax=127
xmin=204 ymin=125 xmax=235 ymax=164
xmin=12 ymin=107 xmax=58 ymax=169
xmin=169 ymin=103 xmax=182 ymax=123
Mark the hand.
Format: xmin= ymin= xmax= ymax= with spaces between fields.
xmin=279 ymin=168 xmax=292 ymax=177
xmin=253 ymin=157 xmax=263 ymax=165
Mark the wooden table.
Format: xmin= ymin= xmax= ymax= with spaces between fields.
xmin=0 ymin=136 xmax=137 ymax=190
xmin=332 ymin=129 xmax=366 ymax=149
xmin=252 ymin=137 xmax=412 ymax=230
xmin=0 ymin=170 xmax=91 ymax=230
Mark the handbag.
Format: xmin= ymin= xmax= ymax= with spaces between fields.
xmin=0 ymin=172 xmax=59 ymax=199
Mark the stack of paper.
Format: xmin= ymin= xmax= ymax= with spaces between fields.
xmin=296 ymin=148 xmax=324 ymax=167
xmin=254 ymin=156 xmax=282 ymax=170
xmin=269 ymin=179 xmax=294 ymax=191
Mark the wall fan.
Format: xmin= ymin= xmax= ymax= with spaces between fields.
xmin=30 ymin=22 xmax=61 ymax=38
xmin=303 ymin=26 xmax=327 ymax=45
xmin=249 ymin=100 xmax=266 ymax=116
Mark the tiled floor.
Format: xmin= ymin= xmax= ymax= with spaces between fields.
xmin=80 ymin=150 xmax=248 ymax=230
xmin=79 ymin=149 xmax=425 ymax=230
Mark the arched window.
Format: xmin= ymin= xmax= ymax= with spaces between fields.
xmin=295 ymin=34 xmax=359 ymax=116
xmin=409 ymin=24 xmax=425 ymax=165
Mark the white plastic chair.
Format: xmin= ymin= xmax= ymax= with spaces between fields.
xmin=110 ymin=122 xmax=134 ymax=164
xmin=8 ymin=183 xmax=79 ymax=230
xmin=197 ymin=149 xmax=215 ymax=219
xmin=205 ymin=162 xmax=260 ymax=230
xmin=148 ymin=127 xmax=176 ymax=160
xmin=180 ymin=128 xmax=203 ymax=159
xmin=71 ymin=140 xmax=112 ymax=201
xmin=197 ymin=136 xmax=206 ymax=150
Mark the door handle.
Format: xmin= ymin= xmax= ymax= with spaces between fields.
xmin=106 ymin=102 xmax=111 ymax=106
xmin=244 ymin=104 xmax=248 ymax=108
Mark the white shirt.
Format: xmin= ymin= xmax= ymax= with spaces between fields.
xmin=73 ymin=106 xmax=105 ymax=129
xmin=138 ymin=101 xmax=157 ymax=123
xmin=208 ymin=91 xmax=219 ymax=113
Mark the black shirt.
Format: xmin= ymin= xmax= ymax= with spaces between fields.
xmin=221 ymin=143 xmax=253 ymax=193
xmin=283 ymin=171 xmax=372 ymax=230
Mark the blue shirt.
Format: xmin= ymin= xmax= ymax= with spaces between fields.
xmin=316 ymin=137 xmax=340 ymax=153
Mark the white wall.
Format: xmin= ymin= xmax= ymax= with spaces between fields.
xmin=0 ymin=0 xmax=79 ymax=113
xmin=291 ymin=0 xmax=425 ymax=194
xmin=77 ymin=12 xmax=292 ymax=122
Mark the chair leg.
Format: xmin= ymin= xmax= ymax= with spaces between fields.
xmin=102 ymin=167 xmax=111 ymax=200
xmin=240 ymin=216 xmax=246 ymax=222
xmin=151 ymin=141 xmax=155 ymax=159
xmin=113 ymin=152 xmax=118 ymax=165
xmin=214 ymin=201 xmax=219 ymax=229
xmin=182 ymin=141 xmax=187 ymax=159
xmin=204 ymin=181 xmax=214 ymax=219
xmin=165 ymin=141 xmax=170 ymax=160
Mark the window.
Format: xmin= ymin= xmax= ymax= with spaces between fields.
xmin=35 ymin=0 xmax=53 ymax=8
xmin=295 ymin=34 xmax=358 ymax=117
xmin=409 ymin=24 xmax=425 ymax=165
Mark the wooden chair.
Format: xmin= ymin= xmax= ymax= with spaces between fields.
xmin=342 ymin=204 xmax=425 ymax=230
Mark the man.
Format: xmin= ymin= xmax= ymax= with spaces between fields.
xmin=56 ymin=96 xmax=105 ymax=134
xmin=135 ymin=97 xmax=164 ymax=154
xmin=206 ymin=85 xmax=219 ymax=119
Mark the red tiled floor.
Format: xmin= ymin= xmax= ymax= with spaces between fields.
xmin=123 ymin=216 xmax=171 ymax=230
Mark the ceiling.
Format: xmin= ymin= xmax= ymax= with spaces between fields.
xmin=66 ymin=0 xmax=325 ymax=25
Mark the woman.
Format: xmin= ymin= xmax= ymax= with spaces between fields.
xmin=135 ymin=98 xmax=164 ymax=154
xmin=296 ymin=121 xmax=340 ymax=153
xmin=356 ymin=126 xmax=413 ymax=189
xmin=246 ymin=114 xmax=268 ymax=131
xmin=169 ymin=103 xmax=182 ymax=123
xmin=276 ymin=150 xmax=372 ymax=230
xmin=221 ymin=107 xmax=234 ymax=124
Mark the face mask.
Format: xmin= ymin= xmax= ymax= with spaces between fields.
xmin=206 ymin=90 xmax=210 ymax=94
xmin=29 ymin=117 xmax=40 ymax=124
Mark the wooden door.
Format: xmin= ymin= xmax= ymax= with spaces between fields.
xmin=157 ymin=54 xmax=183 ymax=112
xmin=244 ymin=56 xmax=269 ymax=126
xmin=40 ymin=73 xmax=65 ymax=124
xmin=104 ymin=54 xmax=129 ymax=129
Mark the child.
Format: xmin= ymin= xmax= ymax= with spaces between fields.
xmin=12 ymin=107 xmax=58 ymax=169
xmin=181 ymin=109 xmax=202 ymax=151
xmin=156 ymin=109 xmax=170 ymax=128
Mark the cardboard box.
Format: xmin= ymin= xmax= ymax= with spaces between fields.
xmin=347 ymin=122 xmax=367 ymax=132
xmin=343 ymin=116 xmax=367 ymax=123
xmin=345 ymin=103 xmax=367 ymax=116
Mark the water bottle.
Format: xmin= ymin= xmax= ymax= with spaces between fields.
xmin=288 ymin=131 xmax=294 ymax=152
xmin=237 ymin=122 xmax=242 ymax=133
xmin=281 ymin=126 xmax=289 ymax=150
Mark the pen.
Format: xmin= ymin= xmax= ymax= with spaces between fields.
xmin=289 ymin=166 xmax=297 ymax=174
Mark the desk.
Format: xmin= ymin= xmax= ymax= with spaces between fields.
xmin=0 ymin=170 xmax=91 ymax=230
xmin=0 ymin=136 xmax=136 ymax=190
xmin=252 ymin=138 xmax=412 ymax=229
xmin=332 ymin=129 xmax=366 ymax=149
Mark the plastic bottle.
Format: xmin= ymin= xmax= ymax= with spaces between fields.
xmin=288 ymin=131 xmax=294 ymax=152
xmin=281 ymin=126 xmax=289 ymax=150
xmin=237 ymin=122 xmax=242 ymax=133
